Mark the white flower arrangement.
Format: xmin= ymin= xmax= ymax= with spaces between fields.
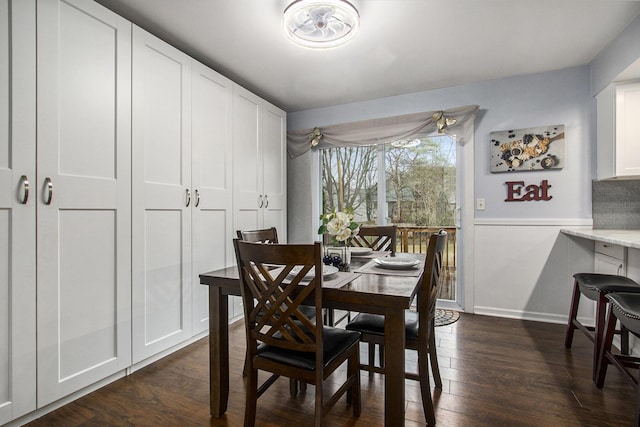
xmin=318 ymin=209 xmax=360 ymax=243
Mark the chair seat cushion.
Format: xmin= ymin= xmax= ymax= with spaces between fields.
xmin=606 ymin=292 xmax=640 ymax=333
xmin=257 ymin=327 xmax=360 ymax=371
xmin=574 ymin=273 xmax=640 ymax=301
xmin=345 ymin=311 xmax=419 ymax=340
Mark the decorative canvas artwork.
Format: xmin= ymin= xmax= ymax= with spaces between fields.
xmin=490 ymin=125 xmax=565 ymax=173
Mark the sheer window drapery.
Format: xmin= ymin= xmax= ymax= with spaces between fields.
xmin=286 ymin=105 xmax=479 ymax=158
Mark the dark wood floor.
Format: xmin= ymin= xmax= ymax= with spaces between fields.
xmin=25 ymin=313 xmax=636 ymax=426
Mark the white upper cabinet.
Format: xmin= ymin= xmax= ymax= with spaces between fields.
xmin=36 ymin=0 xmax=132 ymax=406
xmin=232 ymin=85 xmax=287 ymax=240
xmin=131 ymin=25 xmax=193 ymax=363
xmin=615 ymin=82 xmax=640 ymax=176
xmin=0 ymin=0 xmax=36 ymax=423
xmin=597 ymin=81 xmax=640 ymax=178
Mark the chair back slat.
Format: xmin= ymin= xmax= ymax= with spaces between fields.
xmin=416 ymin=230 xmax=448 ymax=338
xmin=350 ymin=225 xmax=397 ymax=255
xmin=236 ymin=227 xmax=279 ymax=244
xmin=234 ymin=240 xmax=323 ymax=355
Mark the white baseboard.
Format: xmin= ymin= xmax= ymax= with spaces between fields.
xmin=473 ymin=306 xmax=569 ymax=325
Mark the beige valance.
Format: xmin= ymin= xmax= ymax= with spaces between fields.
xmin=287 ymin=105 xmax=479 ymax=158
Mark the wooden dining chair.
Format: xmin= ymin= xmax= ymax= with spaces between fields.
xmin=233 ymin=240 xmax=362 ymax=427
xmin=350 ymin=224 xmax=397 ymax=255
xmin=345 ymin=229 xmax=447 ymax=426
xmin=236 ymin=227 xmax=316 ymax=385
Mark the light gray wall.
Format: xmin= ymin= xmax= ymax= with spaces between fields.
xmin=287 ymin=65 xmax=596 ymax=320
xmin=286 ymin=19 xmax=640 ymax=319
xmin=289 ymin=65 xmax=594 ymax=226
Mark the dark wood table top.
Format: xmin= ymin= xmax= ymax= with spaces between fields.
xmin=199 ymin=253 xmax=424 ymax=313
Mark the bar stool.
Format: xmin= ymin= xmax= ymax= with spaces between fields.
xmin=564 ymin=273 xmax=640 ymax=380
xmin=595 ymin=292 xmax=640 ymax=426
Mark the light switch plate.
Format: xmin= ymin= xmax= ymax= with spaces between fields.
xmin=476 ymin=198 xmax=486 ymax=210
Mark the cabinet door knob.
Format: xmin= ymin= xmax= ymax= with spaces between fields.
xmin=44 ymin=177 xmax=53 ymax=205
xmin=264 ymin=195 xmax=269 ymax=208
xmin=195 ymin=189 xmax=200 ymax=207
xmin=185 ymin=189 xmax=191 ymax=207
xmin=19 ymin=175 xmax=30 ymax=204
xmin=258 ymin=195 xmax=264 ymax=208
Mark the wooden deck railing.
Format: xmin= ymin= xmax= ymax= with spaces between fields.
xmin=396 ymin=226 xmax=457 ymax=300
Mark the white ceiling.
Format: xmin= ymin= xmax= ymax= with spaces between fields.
xmin=95 ymin=0 xmax=640 ymax=112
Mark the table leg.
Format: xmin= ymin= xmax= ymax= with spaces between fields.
xmin=384 ymin=307 xmax=405 ymax=426
xmin=209 ymin=287 xmax=229 ymax=417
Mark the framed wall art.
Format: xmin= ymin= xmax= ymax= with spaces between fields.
xmin=490 ymin=124 xmax=565 ymax=173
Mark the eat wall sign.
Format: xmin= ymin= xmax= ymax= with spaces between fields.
xmin=505 ymin=179 xmax=552 ymax=202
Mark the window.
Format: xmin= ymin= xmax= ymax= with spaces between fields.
xmin=320 ymin=135 xmax=456 ymax=227
xmin=320 ymin=134 xmax=458 ymax=301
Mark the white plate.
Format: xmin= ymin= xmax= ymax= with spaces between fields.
xmin=288 ymin=265 xmax=338 ymax=280
xmin=349 ymin=247 xmax=373 ymax=256
xmin=374 ymin=258 xmax=420 ymax=270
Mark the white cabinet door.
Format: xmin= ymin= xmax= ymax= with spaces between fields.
xmin=36 ymin=0 xmax=132 ymax=406
xmin=0 ymin=0 xmax=36 ymax=423
xmin=233 ymin=85 xmax=262 ymax=233
xmin=616 ymin=83 xmax=640 ymax=176
xmin=191 ymin=61 xmax=233 ymax=335
xmin=232 ymin=85 xmax=287 ymax=239
xmin=132 ymin=26 xmax=192 ymax=362
xmin=261 ymin=104 xmax=287 ymax=241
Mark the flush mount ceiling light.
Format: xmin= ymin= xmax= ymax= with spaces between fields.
xmin=283 ymin=0 xmax=360 ymax=49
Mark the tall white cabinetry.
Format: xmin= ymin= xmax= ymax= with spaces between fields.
xmin=232 ymin=85 xmax=287 ymax=240
xmin=132 ymin=26 xmax=234 ymax=359
xmin=1 ymin=0 xmax=282 ymax=421
xmin=190 ymin=62 xmax=234 ymax=334
xmin=0 ymin=0 xmax=36 ymax=423
xmin=36 ymin=0 xmax=132 ymax=406
xmin=132 ymin=27 xmax=193 ymax=363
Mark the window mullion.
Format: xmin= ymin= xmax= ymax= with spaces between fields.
xmin=377 ymin=144 xmax=386 ymax=225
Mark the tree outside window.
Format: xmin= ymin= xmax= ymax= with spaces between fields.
xmin=320 ymin=135 xmax=456 ymax=228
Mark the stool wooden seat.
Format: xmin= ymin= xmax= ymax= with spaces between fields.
xmin=565 ymin=273 xmax=640 ymax=380
xmin=596 ymin=292 xmax=640 ymax=427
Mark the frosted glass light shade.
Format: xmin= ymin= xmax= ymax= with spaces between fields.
xmin=283 ymin=0 xmax=360 ymax=49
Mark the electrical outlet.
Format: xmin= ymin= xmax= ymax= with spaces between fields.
xmin=476 ymin=198 xmax=486 ymax=210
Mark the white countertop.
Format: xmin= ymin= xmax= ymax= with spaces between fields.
xmin=560 ymin=228 xmax=640 ymax=249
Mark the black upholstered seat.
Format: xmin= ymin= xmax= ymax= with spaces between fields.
xmin=258 ymin=327 xmax=361 ymax=371
xmin=345 ymin=311 xmax=420 ymax=339
xmin=575 ymin=273 xmax=640 ymax=300
xmin=565 ymin=273 xmax=640 ymax=381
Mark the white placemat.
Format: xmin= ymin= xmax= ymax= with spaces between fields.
xmin=322 ymin=271 xmax=362 ymax=289
xmin=267 ymin=267 xmax=360 ymax=289
xmin=354 ymin=258 xmax=423 ymax=277
xmin=350 ymin=250 xmax=391 ymax=259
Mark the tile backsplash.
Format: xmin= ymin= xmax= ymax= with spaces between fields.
xmin=592 ymin=176 xmax=640 ymax=229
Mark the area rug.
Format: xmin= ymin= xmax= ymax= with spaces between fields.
xmin=434 ymin=309 xmax=460 ymax=327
